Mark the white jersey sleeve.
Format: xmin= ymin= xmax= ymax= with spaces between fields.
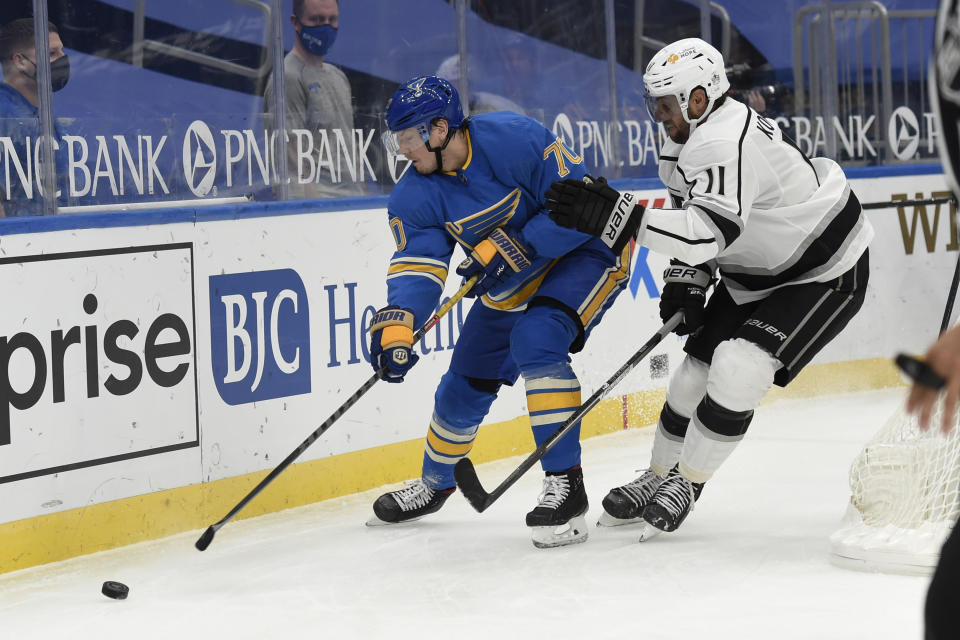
xmin=638 ymin=98 xmax=872 ymax=302
xmin=639 ymin=123 xmax=760 ymax=265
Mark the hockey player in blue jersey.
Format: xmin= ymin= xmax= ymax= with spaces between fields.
xmin=365 ymin=75 xmax=630 ymax=548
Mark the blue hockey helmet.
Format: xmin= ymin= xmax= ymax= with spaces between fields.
xmin=382 ymin=75 xmax=464 ymax=156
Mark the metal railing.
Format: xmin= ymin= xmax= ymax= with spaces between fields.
xmin=633 ymin=0 xmax=731 ymax=72
xmin=793 ymin=1 xmax=935 ymax=163
xmin=131 ymin=0 xmax=273 ymax=79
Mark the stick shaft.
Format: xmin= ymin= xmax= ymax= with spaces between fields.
xmin=941 ymin=250 xmax=960 ymax=334
xmin=201 ymin=276 xmax=478 ymax=537
xmin=861 ymin=196 xmax=956 ymax=210
xmin=459 ymin=312 xmax=682 ymax=510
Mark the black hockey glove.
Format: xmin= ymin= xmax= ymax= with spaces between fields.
xmin=544 ymin=175 xmax=644 ymax=254
xmin=659 ymin=260 xmax=714 ymax=336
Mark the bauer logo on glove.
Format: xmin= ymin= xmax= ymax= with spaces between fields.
xmin=544 ymin=175 xmax=644 ymax=255
xmin=605 ymin=190 xmax=637 ymax=244
xmin=659 ymin=260 xmax=714 ymax=336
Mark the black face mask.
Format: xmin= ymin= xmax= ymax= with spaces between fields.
xmin=22 ymin=55 xmax=70 ymax=92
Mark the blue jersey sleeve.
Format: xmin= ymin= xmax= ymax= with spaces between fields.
xmin=384 ymin=185 xmax=456 ymax=327
xmin=487 ymin=115 xmax=593 ymax=258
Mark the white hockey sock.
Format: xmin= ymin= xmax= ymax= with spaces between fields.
xmin=650 ymin=420 xmax=685 ymax=476
xmin=679 ymin=412 xmax=743 ymax=484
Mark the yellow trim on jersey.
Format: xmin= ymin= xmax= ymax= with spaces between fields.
xmin=442 ymin=129 xmax=473 ymax=176
xmin=387 ymin=261 xmax=448 ymax=282
xmin=427 ymin=429 xmax=475 ymax=457
xmin=445 ymin=189 xmax=522 ymax=249
xmin=579 ymin=244 xmax=631 ymax=328
xmin=527 ymin=390 xmax=582 ymax=414
xmin=480 ymin=260 xmax=557 ymax=311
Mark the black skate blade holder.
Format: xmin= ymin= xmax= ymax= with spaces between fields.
xmin=454 ymin=312 xmax=683 ymax=513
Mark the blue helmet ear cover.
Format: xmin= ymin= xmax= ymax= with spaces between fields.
xmin=386 ymin=75 xmax=465 ymax=133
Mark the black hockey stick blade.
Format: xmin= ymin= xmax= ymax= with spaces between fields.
xmin=195 ymin=526 xmax=217 ymax=551
xmin=453 ymin=458 xmax=492 ymax=512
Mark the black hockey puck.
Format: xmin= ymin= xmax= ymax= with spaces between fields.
xmin=101 ymin=581 xmax=129 ymax=600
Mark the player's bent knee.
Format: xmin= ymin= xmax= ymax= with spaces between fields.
xmin=706 ymin=338 xmax=779 ymax=412
xmin=665 ymin=355 xmax=709 ymax=417
xmin=509 ymin=305 xmax=578 ymax=369
xmin=434 ymin=371 xmax=498 ymax=423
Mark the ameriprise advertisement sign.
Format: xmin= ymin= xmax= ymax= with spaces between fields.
xmin=0 ymin=244 xmax=199 ymax=484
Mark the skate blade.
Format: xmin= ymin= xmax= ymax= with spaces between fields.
xmin=364 ymin=513 xmax=424 ymax=527
xmin=596 ymin=510 xmax=645 ymax=527
xmin=637 ymin=522 xmax=663 ymax=542
xmin=530 ymin=515 xmax=589 ymax=549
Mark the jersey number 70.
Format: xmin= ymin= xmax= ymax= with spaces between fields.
xmin=543 ymin=138 xmax=582 ymax=178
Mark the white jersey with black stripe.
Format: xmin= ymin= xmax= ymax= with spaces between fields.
xmin=637 ymin=98 xmax=873 ymax=304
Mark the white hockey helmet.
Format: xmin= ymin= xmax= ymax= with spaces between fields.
xmin=643 ymin=38 xmax=730 ymax=129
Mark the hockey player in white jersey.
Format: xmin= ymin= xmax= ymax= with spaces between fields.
xmin=545 ymin=37 xmax=872 ymax=539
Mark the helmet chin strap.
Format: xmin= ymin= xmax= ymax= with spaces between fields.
xmin=424 ymin=127 xmax=457 ymax=174
xmin=685 ymin=96 xmax=719 ymax=135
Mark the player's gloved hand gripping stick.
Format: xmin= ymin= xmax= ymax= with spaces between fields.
xmin=455 ymin=227 xmax=534 ymax=297
xmin=659 ymin=260 xmax=714 ymax=335
xmin=195 ymin=275 xmax=479 ymax=551
xmin=454 ymin=311 xmax=683 ymax=513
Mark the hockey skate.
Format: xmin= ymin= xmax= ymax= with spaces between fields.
xmin=366 ymin=479 xmax=455 ymax=526
xmin=597 ymin=468 xmax=665 ymax=527
xmin=639 ymin=465 xmax=704 ymax=539
xmin=525 ymin=466 xmax=589 ymax=548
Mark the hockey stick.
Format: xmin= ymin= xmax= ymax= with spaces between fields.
xmin=195 ymin=275 xmax=478 ymax=551
xmin=453 ymin=311 xmax=683 ymax=513
xmin=940 ymin=249 xmax=960 ymax=334
xmin=861 ymin=195 xmax=957 ymax=210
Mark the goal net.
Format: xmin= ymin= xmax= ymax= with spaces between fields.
xmin=830 ymin=395 xmax=960 ymax=575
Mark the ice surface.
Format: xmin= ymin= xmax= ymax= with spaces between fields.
xmin=0 ymin=388 xmax=929 ymax=639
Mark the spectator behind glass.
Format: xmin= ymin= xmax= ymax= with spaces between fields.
xmin=434 ymin=55 xmax=525 ymax=116
xmin=263 ymin=0 xmax=364 ymax=199
xmin=0 ymin=17 xmax=69 ymax=217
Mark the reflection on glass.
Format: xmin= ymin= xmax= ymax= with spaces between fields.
xmin=0 ymin=0 xmax=940 ymax=219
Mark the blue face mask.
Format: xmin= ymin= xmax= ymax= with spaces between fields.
xmin=298 ymin=23 xmax=337 ymax=57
